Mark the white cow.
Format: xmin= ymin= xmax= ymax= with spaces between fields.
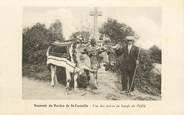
xmin=46 ymin=44 xmax=80 ymax=91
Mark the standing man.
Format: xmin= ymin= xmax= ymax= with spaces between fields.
xmin=115 ymin=36 xmax=139 ymax=94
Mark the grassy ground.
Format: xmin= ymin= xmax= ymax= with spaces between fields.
xmin=22 ymin=64 xmax=51 ymax=81
xmin=22 ymin=64 xmax=161 ymax=100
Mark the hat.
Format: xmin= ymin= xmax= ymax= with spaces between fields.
xmin=125 ymin=36 xmax=135 ymax=41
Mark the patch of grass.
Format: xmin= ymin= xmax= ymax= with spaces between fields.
xmin=22 ymin=64 xmax=51 ymax=81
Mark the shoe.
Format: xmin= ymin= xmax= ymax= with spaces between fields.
xmin=86 ymin=86 xmax=90 ymax=91
xmin=128 ymin=91 xmax=135 ymax=96
xmin=120 ymin=90 xmax=127 ymax=94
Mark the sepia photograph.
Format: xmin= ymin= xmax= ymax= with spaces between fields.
xmin=22 ymin=7 xmax=162 ymax=100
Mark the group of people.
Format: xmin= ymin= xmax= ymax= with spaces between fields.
xmin=70 ymin=35 xmax=106 ymax=89
xmin=71 ymin=34 xmax=140 ymax=95
xmin=48 ymin=33 xmax=140 ymax=95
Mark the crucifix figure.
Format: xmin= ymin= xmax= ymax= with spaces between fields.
xmin=90 ymin=7 xmax=102 ymax=39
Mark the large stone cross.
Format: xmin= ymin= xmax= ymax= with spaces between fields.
xmin=90 ymin=7 xmax=102 ymax=39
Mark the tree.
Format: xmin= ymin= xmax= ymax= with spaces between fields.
xmin=49 ymin=19 xmax=64 ymax=41
xmin=99 ymin=18 xmax=135 ymax=44
xmin=23 ymin=23 xmax=55 ymax=64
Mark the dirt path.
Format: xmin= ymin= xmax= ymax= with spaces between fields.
xmin=22 ymin=66 xmax=160 ymax=100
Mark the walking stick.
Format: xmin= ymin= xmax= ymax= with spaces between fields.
xmin=128 ymin=47 xmax=141 ymax=94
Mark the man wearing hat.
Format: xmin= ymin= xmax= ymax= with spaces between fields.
xmin=115 ymin=36 xmax=139 ymax=94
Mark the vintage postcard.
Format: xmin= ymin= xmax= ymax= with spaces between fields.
xmin=0 ymin=0 xmax=184 ymax=115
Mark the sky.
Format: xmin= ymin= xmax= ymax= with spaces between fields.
xmin=23 ymin=7 xmax=161 ymax=49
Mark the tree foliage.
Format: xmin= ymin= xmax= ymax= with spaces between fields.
xmin=99 ymin=18 xmax=135 ymax=44
xmin=149 ymin=45 xmax=162 ymax=64
xmin=23 ymin=21 xmax=64 ymax=64
xmin=135 ymin=50 xmax=160 ymax=95
xmin=49 ymin=20 xmax=64 ymax=41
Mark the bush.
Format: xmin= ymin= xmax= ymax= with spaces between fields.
xmin=149 ymin=45 xmax=162 ymax=64
xmin=134 ymin=49 xmax=161 ymax=96
xmin=27 ymin=49 xmax=47 ymax=65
